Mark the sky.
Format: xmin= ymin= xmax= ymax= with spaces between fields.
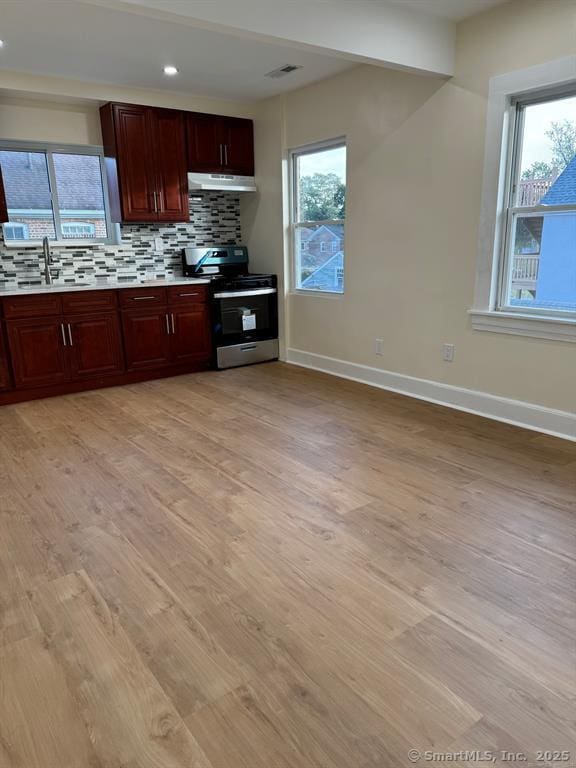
xmin=520 ymin=94 xmax=576 ymax=172
xmin=298 ymin=145 xmax=346 ymax=181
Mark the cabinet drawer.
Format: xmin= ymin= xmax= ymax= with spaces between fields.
xmin=2 ymin=293 xmax=63 ymax=319
xmin=167 ymin=285 xmax=209 ymax=305
xmin=119 ymin=287 xmax=168 ymax=308
xmin=61 ymin=290 xmax=118 ymax=315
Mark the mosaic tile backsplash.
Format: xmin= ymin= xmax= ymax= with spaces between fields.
xmin=0 ymin=192 xmax=242 ymax=288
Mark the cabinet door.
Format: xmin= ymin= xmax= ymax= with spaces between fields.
xmin=122 ymin=309 xmax=171 ymax=371
xmin=67 ymin=313 xmax=124 ymax=380
xmin=0 ymin=329 xmax=12 ymax=390
xmin=169 ymin=305 xmax=211 ymax=365
xmin=151 ymin=109 xmax=189 ymax=222
xmin=7 ymin=318 xmax=69 ymax=388
xmin=186 ymin=114 xmax=225 ymax=173
xmin=112 ymin=104 xmax=156 ymax=221
xmin=0 ymin=165 xmax=8 ymax=224
xmin=223 ymin=118 xmax=254 ymax=176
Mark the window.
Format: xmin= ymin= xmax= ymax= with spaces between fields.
xmin=472 ymin=57 xmax=576 ymax=342
xmin=0 ymin=142 xmax=111 ymax=244
xmin=291 ymin=139 xmax=346 ymax=293
xmin=61 ymin=222 xmax=96 ymax=238
xmin=2 ymin=222 xmax=29 ymax=240
xmin=501 ymin=91 xmax=576 ymax=314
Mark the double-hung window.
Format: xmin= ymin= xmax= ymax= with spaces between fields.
xmin=0 ymin=141 xmax=112 ymax=244
xmin=290 ymin=139 xmax=346 ymax=294
xmin=501 ymin=90 xmax=576 ymax=314
xmin=472 ymin=57 xmax=576 ymax=341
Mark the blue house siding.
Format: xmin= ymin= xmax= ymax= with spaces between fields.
xmin=511 ymin=155 xmax=576 ymax=310
xmin=301 ymin=251 xmax=343 ymax=292
xmin=536 ymin=213 xmax=576 ymax=307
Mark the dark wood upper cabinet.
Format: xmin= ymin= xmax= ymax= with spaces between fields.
xmin=102 ymin=104 xmax=155 ymax=222
xmin=0 ymin=165 xmax=8 ymax=224
xmin=222 ymin=118 xmax=255 ymax=176
xmin=186 ymin=113 xmax=254 ymax=176
xmin=100 ymin=103 xmax=188 ymax=223
xmin=186 ymin=113 xmax=225 ymax=173
xmin=151 ymin=109 xmax=190 ymax=221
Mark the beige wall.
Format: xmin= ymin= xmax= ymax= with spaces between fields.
xmin=0 ymin=70 xmax=254 ymax=146
xmin=0 ymin=98 xmax=103 ymax=145
xmin=243 ymin=0 xmax=576 ymax=413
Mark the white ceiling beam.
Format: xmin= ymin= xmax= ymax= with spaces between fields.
xmin=80 ymin=0 xmax=456 ymax=77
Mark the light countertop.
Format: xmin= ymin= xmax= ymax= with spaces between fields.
xmin=0 ymin=276 xmax=211 ymax=298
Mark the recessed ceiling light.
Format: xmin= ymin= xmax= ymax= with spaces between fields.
xmin=163 ymin=65 xmax=178 ymax=76
xmin=0 ymin=40 xmax=5 ymax=49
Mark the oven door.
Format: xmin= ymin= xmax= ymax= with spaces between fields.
xmin=212 ymin=288 xmax=278 ymax=347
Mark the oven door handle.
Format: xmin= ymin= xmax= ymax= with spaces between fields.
xmin=213 ymin=288 xmax=277 ymax=298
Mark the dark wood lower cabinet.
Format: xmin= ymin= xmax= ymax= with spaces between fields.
xmin=0 ymin=329 xmax=12 ymax=390
xmin=122 ymin=308 xmax=172 ymax=371
xmin=0 ymin=288 xmax=213 ymax=405
xmin=68 ymin=313 xmax=124 ymax=379
xmin=123 ymin=305 xmax=212 ymax=369
xmin=7 ymin=318 xmax=69 ymax=388
xmin=170 ymin=305 xmax=211 ymax=365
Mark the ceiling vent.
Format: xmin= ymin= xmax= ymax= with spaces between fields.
xmin=265 ymin=64 xmax=303 ymax=79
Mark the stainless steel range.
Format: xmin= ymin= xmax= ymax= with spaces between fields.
xmin=182 ymin=246 xmax=279 ymax=369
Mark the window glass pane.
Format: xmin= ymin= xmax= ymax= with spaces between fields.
xmin=507 ymin=212 xmax=576 ymax=312
xmin=517 ymin=95 xmax=576 ymax=206
xmin=296 ymin=223 xmax=344 ymax=293
xmin=0 ymin=150 xmax=56 ymax=240
xmin=53 ymin=153 xmax=107 ymax=239
xmin=296 ymin=146 xmax=346 ymax=222
xmin=294 ymin=143 xmax=346 ymax=293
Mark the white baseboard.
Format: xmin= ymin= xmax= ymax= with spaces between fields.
xmin=286 ymin=348 xmax=576 ymax=443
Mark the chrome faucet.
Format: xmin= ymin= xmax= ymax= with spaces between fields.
xmin=42 ymin=237 xmax=59 ymax=285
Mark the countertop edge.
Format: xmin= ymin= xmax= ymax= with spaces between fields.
xmin=0 ymin=278 xmax=212 ymax=298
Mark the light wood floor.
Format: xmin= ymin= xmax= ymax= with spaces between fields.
xmin=0 ymin=362 xmax=575 ymax=768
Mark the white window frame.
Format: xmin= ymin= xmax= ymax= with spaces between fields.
xmin=3 ymin=221 xmax=29 ymax=240
xmin=61 ymin=221 xmax=97 ymax=238
xmin=0 ymin=139 xmax=114 ymax=247
xmin=471 ymin=55 xmax=576 ymax=343
xmin=289 ymin=137 xmax=346 ymax=296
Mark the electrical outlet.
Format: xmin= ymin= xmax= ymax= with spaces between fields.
xmin=154 ymin=237 xmax=164 ymax=252
xmin=442 ymin=343 xmax=455 ymax=362
xmin=375 ymin=338 xmax=384 ymax=356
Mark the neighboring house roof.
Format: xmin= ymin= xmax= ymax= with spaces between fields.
xmin=0 ymin=151 xmax=104 ymax=210
xmin=301 ymin=251 xmax=343 ymax=289
xmin=541 ymin=156 xmax=576 ymax=205
xmin=306 ymin=223 xmax=344 ymax=242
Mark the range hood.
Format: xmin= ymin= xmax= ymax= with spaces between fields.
xmin=187 ymin=172 xmax=257 ymax=193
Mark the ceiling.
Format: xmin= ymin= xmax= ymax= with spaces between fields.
xmin=386 ymin=0 xmax=509 ymax=21
xmin=0 ymin=1 xmax=354 ymax=102
xmin=0 ymin=0 xmax=510 ymax=102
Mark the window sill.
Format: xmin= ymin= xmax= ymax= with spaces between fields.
xmin=469 ymin=309 xmax=576 ymax=343
xmin=291 ymin=289 xmax=344 ymax=298
xmin=2 ymin=240 xmax=109 ymax=249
